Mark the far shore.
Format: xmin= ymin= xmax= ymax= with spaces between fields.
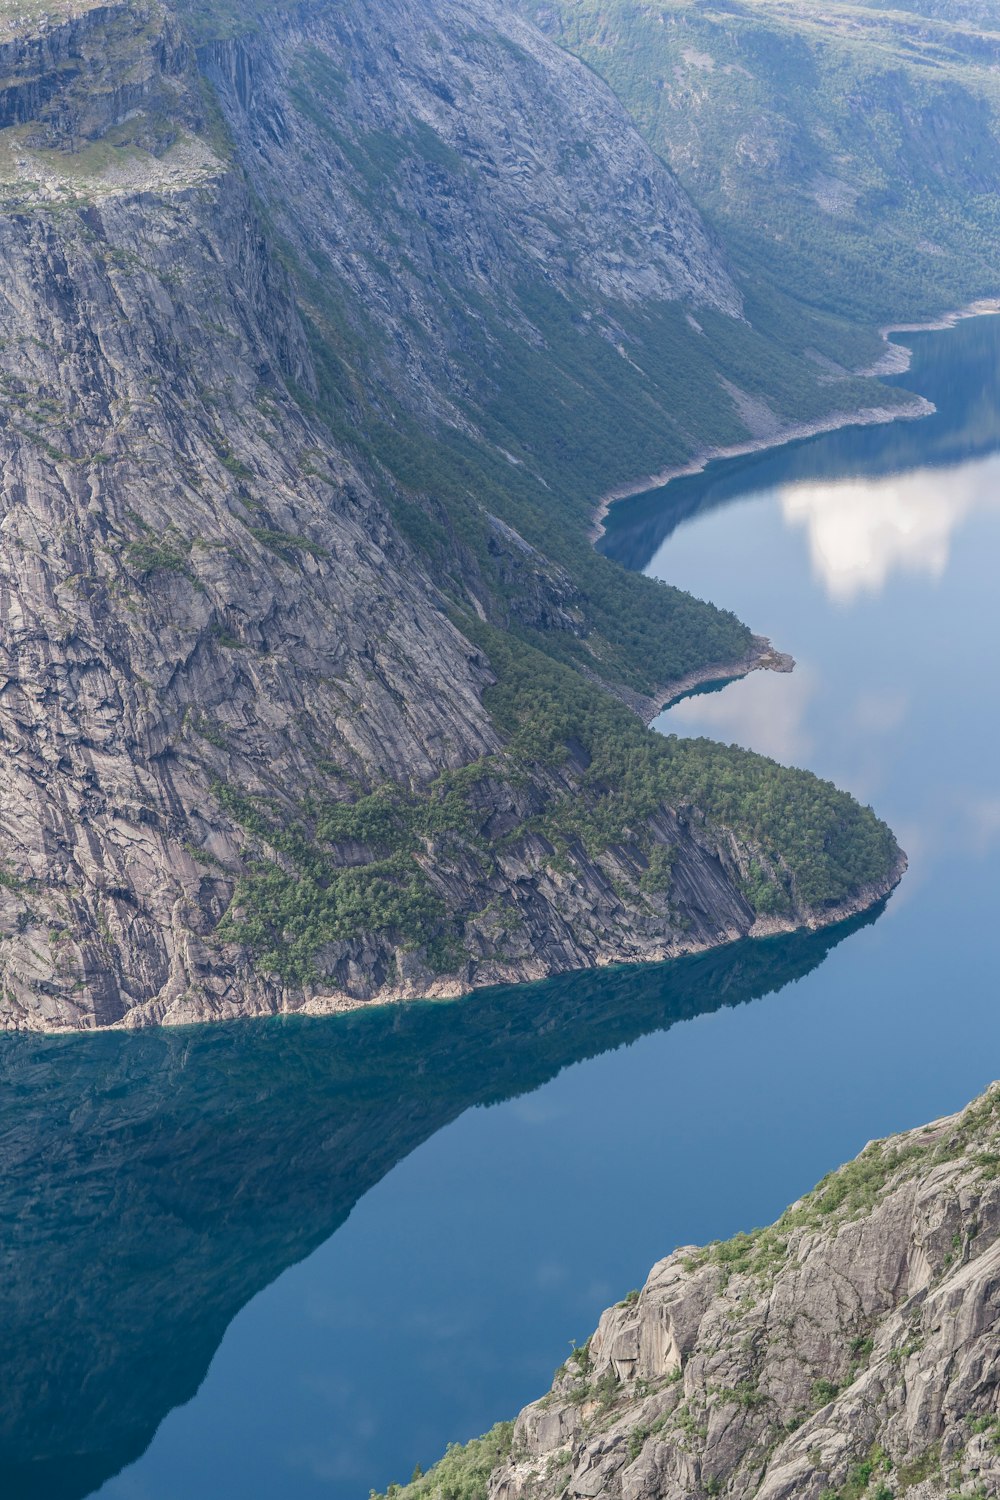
xmin=590 ymin=295 xmax=1000 ymax=543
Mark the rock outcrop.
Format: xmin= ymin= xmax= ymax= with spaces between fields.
xmin=486 ymin=1087 xmax=1000 ymax=1500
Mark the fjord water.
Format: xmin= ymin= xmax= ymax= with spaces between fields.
xmin=5 ymin=315 xmax=1000 ymax=1500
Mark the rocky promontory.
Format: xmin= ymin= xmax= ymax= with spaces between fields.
xmin=389 ymin=1086 xmax=1000 ymax=1500
xmin=0 ymin=0 xmax=908 ymax=1029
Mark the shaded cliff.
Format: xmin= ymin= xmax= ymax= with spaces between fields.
xmin=0 ymin=913 xmax=874 ymax=1499
xmin=386 ymin=1083 xmax=1000 ymax=1500
xmin=525 ymin=0 xmax=1000 ymax=345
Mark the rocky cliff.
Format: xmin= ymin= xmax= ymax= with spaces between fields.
xmin=0 ymin=0 xmax=904 ymax=1029
xmin=444 ymin=1087 xmax=1000 ymax=1500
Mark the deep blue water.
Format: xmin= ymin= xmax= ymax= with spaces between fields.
xmin=3 ymin=316 xmax=999 ymax=1500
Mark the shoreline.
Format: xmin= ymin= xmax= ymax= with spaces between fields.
xmin=588 ymin=396 xmax=931 ymax=543
xmin=865 ymin=296 xmax=1000 ymax=376
xmin=631 ymin=633 xmax=794 ymax=726
xmin=590 ymin=294 xmax=1000 ymax=543
xmin=261 ymin=848 xmax=910 ymax=1024
xmin=29 ymin=843 xmax=907 ymax=1036
xmin=95 ymin=849 xmax=903 ymax=1034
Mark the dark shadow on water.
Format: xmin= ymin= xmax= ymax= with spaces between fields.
xmin=666 ymin=674 xmax=746 ymax=709
xmin=600 ymin=316 xmax=1000 ymax=574
xmin=0 ymin=907 xmax=884 ymax=1500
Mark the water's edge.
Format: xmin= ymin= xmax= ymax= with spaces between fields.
xmin=589 ymin=299 xmax=1000 ymax=547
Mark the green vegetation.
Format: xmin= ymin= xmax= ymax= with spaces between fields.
xmin=172 ymin=0 xmax=279 ymax=42
xmin=244 ymin=525 xmax=329 ymax=562
xmin=124 ymin=532 xmax=192 ymax=579
xmin=53 ymin=0 xmax=907 ymax=996
xmin=821 ymin=1445 xmax=894 ymax=1500
xmin=478 ymin=626 xmax=898 ymax=910
xmin=277 ymin=71 xmax=917 ymax=711
xmin=214 ymin=772 xmax=489 ymax=981
xmin=626 ymin=1410 xmax=674 ymax=1460
xmin=539 ymin=0 xmax=1000 ymax=339
xmin=367 ymin=1422 xmax=514 ymax=1500
xmin=849 ymin=1335 xmax=874 ymax=1368
xmin=721 ymin=1379 xmax=768 ymax=1411
xmin=215 ymin=628 xmax=898 ymax=981
xmin=368 ymin=1087 xmax=1000 ymax=1500
xmin=895 ymin=1445 xmax=941 ymax=1493
xmin=687 ymin=1138 xmax=932 ymax=1281
xmin=177 ymin=10 xmax=917 ymax=1001
xmin=297 ymin=266 xmax=762 ymax=700
xmin=683 ymin=1088 xmax=1000 ymax=1291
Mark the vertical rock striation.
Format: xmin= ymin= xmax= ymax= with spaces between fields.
xmin=0 ymin=0 xmax=903 ymax=1029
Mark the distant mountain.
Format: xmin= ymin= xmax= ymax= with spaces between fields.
xmin=524 ymin=0 xmax=1000 ymax=331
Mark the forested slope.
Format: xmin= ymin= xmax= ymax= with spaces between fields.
xmin=525 ymin=0 xmax=1000 ymax=348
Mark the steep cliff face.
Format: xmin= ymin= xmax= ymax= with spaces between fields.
xmin=0 ymin=0 xmax=903 ymax=1030
xmin=199 ymin=0 xmax=743 ymax=408
xmin=0 ymin=6 xmax=504 ymax=1027
xmin=396 ymin=1087 xmax=1000 ymax=1500
xmin=197 ymin=0 xmax=912 ymax=557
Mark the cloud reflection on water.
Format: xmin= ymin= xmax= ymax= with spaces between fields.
xmin=661 ymin=664 xmax=817 ymax=767
xmin=778 ymin=453 xmax=1000 ymax=601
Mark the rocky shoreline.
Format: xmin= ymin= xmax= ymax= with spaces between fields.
xmin=588 ymin=394 xmax=932 ymax=544
xmin=865 ymin=297 xmax=1000 ymax=376
xmin=381 ymin=1083 xmax=1000 ymax=1500
xmin=639 ymin=635 xmax=795 ymax=725
xmin=226 ymin=846 xmax=908 ymax=1029
xmin=591 ymin=297 xmax=1000 ymax=545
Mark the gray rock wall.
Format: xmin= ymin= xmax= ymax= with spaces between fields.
xmin=490 ymin=1090 xmax=1000 ymax=1500
xmin=0 ymin=0 xmax=898 ymax=1029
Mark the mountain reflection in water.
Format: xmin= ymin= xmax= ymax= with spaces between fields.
xmin=0 ymin=918 xmax=875 ymax=1500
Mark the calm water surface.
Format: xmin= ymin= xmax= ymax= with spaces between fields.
xmin=4 ymin=316 xmax=1000 ymax=1500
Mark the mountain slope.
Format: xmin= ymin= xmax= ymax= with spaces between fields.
xmin=524 ymin=0 xmax=1000 ymax=344
xmin=381 ymin=1085 xmax=1000 ymax=1500
xmin=0 ymin=0 xmax=903 ymax=1029
xmin=196 ymin=0 xmax=921 ymax=667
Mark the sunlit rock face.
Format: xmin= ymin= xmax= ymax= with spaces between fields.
xmin=0 ymin=0 xmax=840 ymax=1032
xmin=489 ymin=1087 xmax=1000 ymax=1500
xmin=0 ymin=0 xmax=909 ymax=1031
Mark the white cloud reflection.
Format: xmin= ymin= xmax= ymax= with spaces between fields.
xmin=952 ymin=792 xmax=1000 ymax=858
xmin=778 ymin=453 xmax=1000 ymax=601
xmin=663 ymin=665 xmax=817 ymax=766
